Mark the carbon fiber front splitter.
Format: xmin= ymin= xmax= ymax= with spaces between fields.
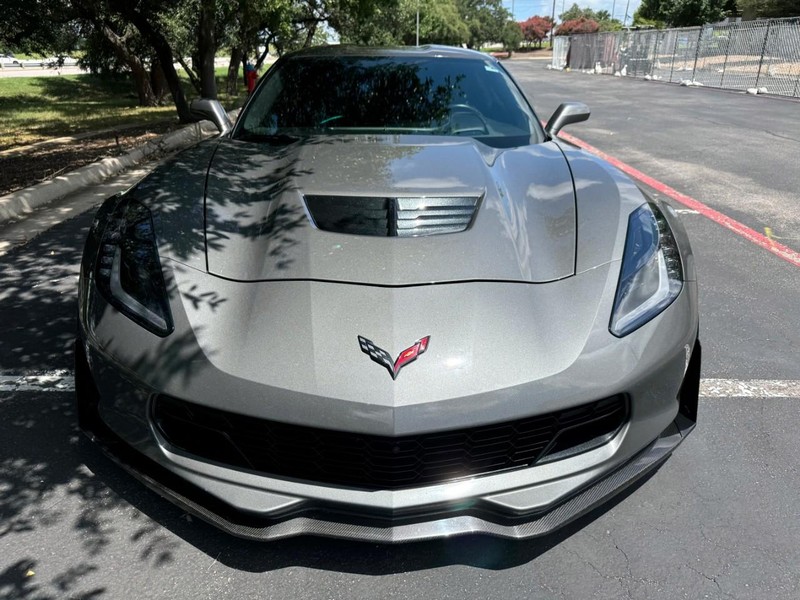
xmin=82 ymin=411 xmax=694 ymax=543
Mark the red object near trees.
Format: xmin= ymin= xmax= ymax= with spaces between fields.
xmin=245 ymin=68 xmax=258 ymax=94
xmin=519 ymin=16 xmax=554 ymax=47
xmin=555 ymin=17 xmax=600 ymax=35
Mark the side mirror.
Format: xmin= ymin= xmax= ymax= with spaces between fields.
xmin=545 ymin=102 xmax=590 ymax=137
xmin=190 ymin=98 xmax=232 ymax=135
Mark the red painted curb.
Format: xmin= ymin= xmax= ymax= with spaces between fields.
xmin=557 ymin=130 xmax=800 ymax=269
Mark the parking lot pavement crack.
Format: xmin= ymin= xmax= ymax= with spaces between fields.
xmin=764 ymin=130 xmax=800 ymax=144
xmin=567 ymin=548 xmax=632 ymax=600
xmin=684 ymin=564 xmax=736 ymax=600
xmin=607 ymin=534 xmax=637 ymax=599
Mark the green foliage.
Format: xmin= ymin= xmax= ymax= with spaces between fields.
xmin=631 ymin=12 xmax=667 ymax=27
xmin=666 ymin=0 xmax=727 ymax=25
xmin=633 ymin=0 xmax=733 ymax=26
xmin=500 ymin=21 xmax=523 ymax=51
xmin=739 ymin=0 xmax=800 ymax=18
xmin=413 ymin=0 xmax=472 ymax=46
xmin=336 ymin=0 xmax=512 ymax=47
xmin=0 ymin=0 xmax=76 ymax=53
xmin=558 ymin=4 xmax=623 ymax=31
xmin=558 ymin=3 xmax=591 ymax=20
xmin=457 ymin=0 xmax=513 ymax=49
xmin=635 ymin=0 xmax=664 ymax=20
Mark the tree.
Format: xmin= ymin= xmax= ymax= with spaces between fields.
xmin=0 ymin=0 xmax=75 ymax=54
xmin=665 ymin=0 xmax=727 ymax=25
xmin=98 ymin=0 xmax=192 ymax=122
xmin=558 ymin=3 xmax=622 ymax=30
xmin=555 ymin=17 xmax=600 ymax=34
xmin=559 ymin=3 xmax=596 ymax=21
xmin=635 ymin=0 xmax=664 ymax=20
xmin=737 ymin=0 xmax=797 ymax=17
xmin=519 ymin=15 xmax=554 ymax=47
xmin=500 ymin=20 xmax=523 ymax=53
xmin=633 ymin=0 xmax=734 ymax=25
xmin=457 ymin=0 xmax=512 ymax=49
xmin=408 ymin=0 xmax=471 ymax=46
xmin=79 ymin=18 xmax=169 ymax=107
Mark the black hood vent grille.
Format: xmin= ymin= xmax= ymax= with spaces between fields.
xmin=304 ymin=195 xmax=480 ymax=237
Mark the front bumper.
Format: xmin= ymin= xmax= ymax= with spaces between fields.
xmin=76 ymin=334 xmax=700 ymax=543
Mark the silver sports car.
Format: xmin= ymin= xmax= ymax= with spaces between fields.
xmin=76 ymin=45 xmax=700 ymax=543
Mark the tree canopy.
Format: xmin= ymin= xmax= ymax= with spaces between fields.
xmin=0 ymin=0 xmax=532 ymax=120
xmin=558 ymin=3 xmax=623 ymax=30
xmin=519 ymin=16 xmax=554 ymax=47
xmin=634 ymin=0 xmax=739 ymax=26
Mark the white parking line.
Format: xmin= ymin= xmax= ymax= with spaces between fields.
xmin=0 ymin=371 xmax=75 ymax=392
xmin=700 ymin=378 xmax=800 ymax=398
xmin=1 ymin=373 xmax=800 ymax=398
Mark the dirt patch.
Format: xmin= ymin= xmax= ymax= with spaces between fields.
xmin=0 ymin=121 xmax=179 ymax=197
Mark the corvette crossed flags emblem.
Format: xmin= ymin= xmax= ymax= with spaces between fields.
xmin=358 ymin=335 xmax=430 ymax=380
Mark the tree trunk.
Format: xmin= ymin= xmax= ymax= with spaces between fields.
xmin=121 ymin=7 xmax=193 ymax=122
xmin=197 ymin=0 xmax=218 ymax=99
xmin=99 ymin=23 xmax=157 ymax=106
xmin=302 ymin=22 xmax=317 ymax=48
xmin=150 ymin=58 xmax=168 ymax=104
xmin=177 ymin=56 xmax=202 ymax=95
xmin=254 ymin=45 xmax=269 ymax=71
xmin=226 ymin=48 xmax=242 ymax=95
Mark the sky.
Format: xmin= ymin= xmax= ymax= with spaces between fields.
xmin=503 ymin=0 xmax=642 ymax=23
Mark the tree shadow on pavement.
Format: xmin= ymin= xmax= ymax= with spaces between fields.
xmin=0 ymin=132 xmax=661 ymax=599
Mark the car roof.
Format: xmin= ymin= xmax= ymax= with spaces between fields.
xmin=282 ymin=44 xmax=496 ymax=63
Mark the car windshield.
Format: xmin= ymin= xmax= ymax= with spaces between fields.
xmin=234 ymin=54 xmax=543 ymax=147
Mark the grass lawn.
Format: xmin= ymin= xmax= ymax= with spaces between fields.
xmin=0 ymin=67 xmax=248 ymax=150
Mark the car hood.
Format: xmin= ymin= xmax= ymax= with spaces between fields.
xmin=202 ymin=136 xmax=576 ymax=284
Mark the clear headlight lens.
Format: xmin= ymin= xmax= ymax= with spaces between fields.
xmin=610 ymin=202 xmax=683 ymax=337
xmin=94 ymin=197 xmax=174 ymax=337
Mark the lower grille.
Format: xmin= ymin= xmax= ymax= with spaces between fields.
xmin=153 ymin=395 xmax=627 ymax=490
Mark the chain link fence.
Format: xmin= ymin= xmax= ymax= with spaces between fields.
xmin=551 ymin=17 xmax=800 ymax=97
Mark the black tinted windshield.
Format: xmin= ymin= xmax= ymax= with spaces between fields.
xmin=234 ymin=54 xmax=542 ymax=147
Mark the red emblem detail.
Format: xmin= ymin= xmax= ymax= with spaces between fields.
xmin=358 ymin=336 xmax=431 ymax=380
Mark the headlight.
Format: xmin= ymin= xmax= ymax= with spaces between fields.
xmin=610 ymin=202 xmax=683 ymax=337
xmin=94 ymin=197 xmax=174 ymax=337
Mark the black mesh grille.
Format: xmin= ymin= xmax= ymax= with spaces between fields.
xmin=304 ymin=195 xmax=480 ymax=237
xmin=152 ymin=395 xmax=627 ymax=490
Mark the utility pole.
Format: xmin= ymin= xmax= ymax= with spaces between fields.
xmin=611 ymin=0 xmax=616 ymax=21
xmin=623 ymin=0 xmax=630 ymax=26
xmin=550 ymin=0 xmax=557 ymax=46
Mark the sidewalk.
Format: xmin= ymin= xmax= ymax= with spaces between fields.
xmin=0 ymin=111 xmax=237 ymax=231
xmin=0 ymin=167 xmax=153 ymax=256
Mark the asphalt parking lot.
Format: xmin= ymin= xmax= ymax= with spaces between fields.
xmin=1 ymin=64 xmax=799 ymax=599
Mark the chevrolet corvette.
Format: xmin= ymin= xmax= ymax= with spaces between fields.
xmin=76 ymin=45 xmax=700 ymax=542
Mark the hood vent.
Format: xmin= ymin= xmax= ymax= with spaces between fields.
xmin=304 ymin=195 xmax=480 ymax=237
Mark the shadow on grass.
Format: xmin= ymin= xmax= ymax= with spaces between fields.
xmin=0 ymin=73 xmax=246 ymax=148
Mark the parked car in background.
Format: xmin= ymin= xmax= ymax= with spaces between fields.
xmin=0 ymin=53 xmax=20 ymax=66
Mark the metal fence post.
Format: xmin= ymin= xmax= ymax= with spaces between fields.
xmin=669 ymin=29 xmax=679 ymax=82
xmin=691 ymin=27 xmax=703 ymax=81
xmin=755 ymin=20 xmax=773 ymax=89
xmin=719 ymin=23 xmax=735 ymax=88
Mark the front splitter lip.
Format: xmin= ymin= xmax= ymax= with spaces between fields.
xmin=81 ymin=408 xmax=694 ymax=543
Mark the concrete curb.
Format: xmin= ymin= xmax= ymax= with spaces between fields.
xmin=0 ymin=111 xmax=237 ymax=226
